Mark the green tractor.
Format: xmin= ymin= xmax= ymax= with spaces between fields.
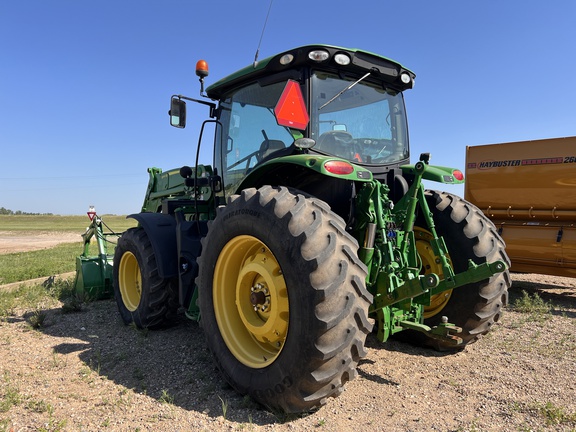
xmin=112 ymin=45 xmax=510 ymax=413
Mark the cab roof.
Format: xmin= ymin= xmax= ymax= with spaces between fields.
xmin=205 ymin=44 xmax=415 ymax=100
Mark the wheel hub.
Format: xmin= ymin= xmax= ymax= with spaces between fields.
xmin=250 ymin=283 xmax=270 ymax=312
xmin=415 ymin=228 xmax=453 ymax=319
xmin=213 ymin=235 xmax=289 ymax=368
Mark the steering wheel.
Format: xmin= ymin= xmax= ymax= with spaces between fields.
xmin=372 ymin=139 xmax=392 ymax=160
xmin=316 ymin=131 xmax=355 ymax=158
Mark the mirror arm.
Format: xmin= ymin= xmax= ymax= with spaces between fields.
xmin=175 ymin=94 xmax=217 ymax=118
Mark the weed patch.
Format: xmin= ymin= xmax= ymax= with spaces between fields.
xmin=158 ymin=389 xmax=174 ymax=405
xmin=28 ymin=309 xmax=48 ymax=329
xmin=0 ymin=278 xmax=77 ymax=319
xmin=538 ymin=401 xmax=576 ymax=426
xmin=0 ymin=373 xmax=21 ymax=413
xmin=511 ymin=290 xmax=551 ymax=322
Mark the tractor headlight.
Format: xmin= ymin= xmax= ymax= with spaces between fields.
xmin=279 ymin=54 xmax=294 ymax=65
xmin=308 ymin=50 xmax=330 ymax=62
xmin=400 ymin=73 xmax=412 ymax=84
xmin=294 ymin=138 xmax=315 ymax=149
xmin=334 ymin=53 xmax=351 ymax=66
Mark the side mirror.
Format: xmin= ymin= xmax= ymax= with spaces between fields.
xmin=169 ymin=97 xmax=187 ymax=128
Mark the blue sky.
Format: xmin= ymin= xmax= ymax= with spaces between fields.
xmin=1 ymin=1 xmax=575 ymax=215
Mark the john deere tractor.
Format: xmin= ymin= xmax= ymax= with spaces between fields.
xmin=112 ymin=45 xmax=510 ymax=413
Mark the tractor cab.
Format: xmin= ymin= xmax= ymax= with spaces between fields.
xmin=171 ymin=45 xmax=415 ymax=201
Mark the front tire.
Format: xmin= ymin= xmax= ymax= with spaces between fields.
xmin=198 ymin=186 xmax=373 ymax=413
xmin=113 ymin=227 xmax=179 ymax=329
xmin=414 ymin=190 xmax=510 ymax=350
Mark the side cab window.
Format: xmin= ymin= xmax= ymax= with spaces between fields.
xmin=215 ymin=81 xmax=295 ymax=195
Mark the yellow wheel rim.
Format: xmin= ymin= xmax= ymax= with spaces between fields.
xmin=415 ymin=228 xmax=453 ymax=319
xmin=118 ymin=251 xmax=142 ymax=312
xmin=213 ymin=235 xmax=289 ymax=368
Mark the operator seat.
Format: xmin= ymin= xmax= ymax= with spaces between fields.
xmin=258 ymin=139 xmax=286 ymax=162
xmin=316 ymin=132 xmax=337 ymax=154
xmin=316 ymin=131 xmax=354 ymax=160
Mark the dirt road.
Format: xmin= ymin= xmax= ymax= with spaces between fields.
xmin=0 ymin=231 xmax=81 ymax=254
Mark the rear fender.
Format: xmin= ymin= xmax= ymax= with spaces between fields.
xmin=127 ymin=213 xmax=178 ymax=279
xmin=401 ymin=164 xmax=464 ymax=185
xmin=237 ymin=154 xmax=374 ymax=191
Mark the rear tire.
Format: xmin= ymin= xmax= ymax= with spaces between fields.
xmin=198 ymin=186 xmax=373 ymax=413
xmin=412 ymin=190 xmax=510 ymax=350
xmin=113 ymin=227 xmax=179 ymax=329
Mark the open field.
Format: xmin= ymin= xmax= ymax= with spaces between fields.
xmin=0 ymin=215 xmax=137 ymax=284
xmin=0 ymin=215 xmax=137 ymax=232
xmin=0 ymin=221 xmax=575 ymax=431
xmin=0 ymin=215 xmax=137 ymax=255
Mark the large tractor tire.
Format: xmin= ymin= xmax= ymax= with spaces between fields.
xmin=412 ymin=190 xmax=510 ymax=351
xmin=113 ymin=227 xmax=179 ymax=329
xmin=197 ymin=186 xmax=373 ymax=413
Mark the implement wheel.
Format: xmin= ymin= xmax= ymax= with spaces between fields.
xmin=198 ymin=186 xmax=373 ymax=413
xmin=113 ymin=227 xmax=178 ymax=329
xmin=413 ymin=190 xmax=510 ymax=350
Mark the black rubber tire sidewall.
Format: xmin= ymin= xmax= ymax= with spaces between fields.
xmin=418 ymin=190 xmax=510 ymax=349
xmin=198 ymin=186 xmax=373 ymax=413
xmin=113 ymin=227 xmax=179 ymax=329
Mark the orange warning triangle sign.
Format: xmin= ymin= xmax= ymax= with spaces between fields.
xmin=274 ymin=80 xmax=309 ymax=130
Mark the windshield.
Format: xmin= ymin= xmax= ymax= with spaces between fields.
xmin=311 ymin=71 xmax=409 ymax=164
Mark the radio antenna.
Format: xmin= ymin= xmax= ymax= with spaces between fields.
xmin=253 ymin=0 xmax=274 ymax=67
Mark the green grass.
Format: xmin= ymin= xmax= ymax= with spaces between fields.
xmin=0 ymin=214 xmax=136 ymax=285
xmin=0 ymin=278 xmax=76 ymax=319
xmin=0 ymin=242 xmax=93 ymax=284
xmin=0 ymin=373 xmax=21 ymax=413
xmin=538 ymin=401 xmax=576 ymax=426
xmin=0 ymin=214 xmax=136 ymax=232
xmin=218 ymin=395 xmax=229 ymax=419
xmin=512 ymin=290 xmax=551 ymax=322
xmin=158 ymin=389 xmax=174 ymax=405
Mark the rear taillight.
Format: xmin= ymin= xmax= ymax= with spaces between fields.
xmin=324 ymin=160 xmax=354 ymax=175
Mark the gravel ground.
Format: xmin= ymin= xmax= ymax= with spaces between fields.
xmin=1 ymin=272 xmax=575 ymax=431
